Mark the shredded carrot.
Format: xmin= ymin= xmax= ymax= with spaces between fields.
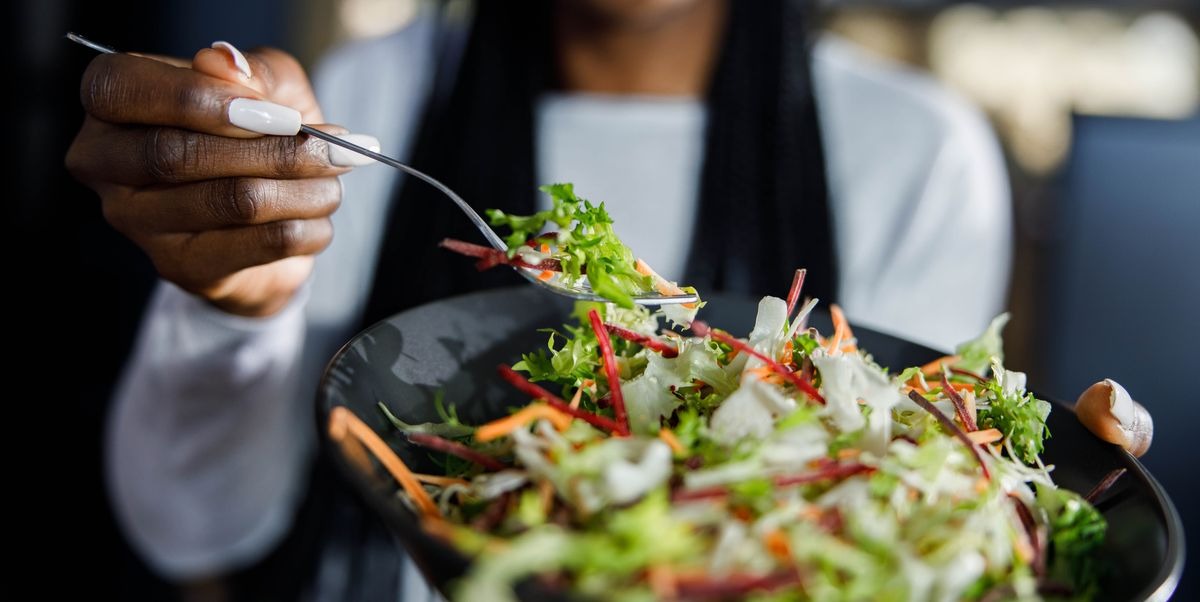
xmin=568 ymin=379 xmax=597 ymax=410
xmin=837 ymin=448 xmax=861 ymax=460
xmin=920 ymin=355 xmax=959 ymax=376
xmin=537 ymin=270 xmax=555 ymax=281
xmin=647 ymin=565 xmax=678 ymax=600
xmin=540 ymin=243 xmax=550 ymax=254
xmin=748 ymin=364 xmax=786 ymax=385
xmin=732 ymin=507 xmax=754 ymax=522
xmin=949 ymin=381 xmax=976 ymax=393
xmin=974 ymin=477 xmax=990 ymax=494
xmin=966 ymin=428 xmax=1003 ymax=445
xmin=827 ymin=330 xmax=843 ymax=355
xmin=906 ymin=368 xmax=935 ymax=393
xmin=827 ymin=304 xmax=856 ymax=353
xmin=420 ymin=515 xmax=459 ymax=542
xmin=765 ymin=530 xmax=793 ymax=561
xmin=635 ymin=258 xmax=698 ymax=309
xmin=329 ymin=407 xmax=440 ymax=518
xmin=413 ymin=473 xmax=471 ymax=488
xmin=475 ymin=403 xmax=573 ymax=442
xmin=333 ymin=428 xmax=373 ymax=475
xmin=659 ymin=428 xmax=686 ymax=456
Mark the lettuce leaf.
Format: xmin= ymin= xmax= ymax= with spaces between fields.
xmin=1038 ymin=485 xmax=1107 ymax=595
xmin=487 ymin=183 xmax=652 ymax=308
xmin=955 ymin=313 xmax=1010 ymax=375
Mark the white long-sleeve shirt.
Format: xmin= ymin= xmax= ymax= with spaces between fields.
xmin=107 ymin=19 xmax=1011 ymax=581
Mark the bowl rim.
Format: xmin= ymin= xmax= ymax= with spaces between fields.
xmin=317 ymin=286 xmax=1186 ymax=601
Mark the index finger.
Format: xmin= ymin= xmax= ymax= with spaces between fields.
xmin=80 ymin=53 xmax=299 ymax=139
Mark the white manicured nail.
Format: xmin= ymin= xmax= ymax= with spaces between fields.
xmin=228 ymin=98 xmax=301 ymax=135
xmin=327 ymin=134 xmax=381 ymax=167
xmin=211 ymin=41 xmax=253 ymax=80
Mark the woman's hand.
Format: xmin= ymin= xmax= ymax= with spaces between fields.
xmin=67 ymin=43 xmax=376 ymax=317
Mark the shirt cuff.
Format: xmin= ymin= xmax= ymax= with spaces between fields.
xmin=108 ymin=280 xmax=315 ymax=579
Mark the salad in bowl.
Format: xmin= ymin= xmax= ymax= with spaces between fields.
xmin=328 ymin=185 xmax=1124 ymax=601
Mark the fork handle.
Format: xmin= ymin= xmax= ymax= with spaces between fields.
xmin=299 ymin=126 xmax=507 ymax=250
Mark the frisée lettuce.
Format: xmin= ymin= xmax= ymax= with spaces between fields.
xmin=366 ymin=184 xmax=1111 ymax=601
xmin=442 ymin=183 xmax=699 ymax=313
xmin=373 ymin=290 xmax=1108 ymax=601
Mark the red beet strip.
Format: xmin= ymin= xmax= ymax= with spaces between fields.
xmin=774 ymin=462 xmax=875 ymax=487
xmin=438 ymin=237 xmax=494 ymax=259
xmin=674 ymin=569 xmax=802 ymax=599
xmin=588 ymin=309 xmax=631 ymax=436
xmin=496 ymin=365 xmax=622 ymax=434
xmin=907 ymin=390 xmax=991 ymax=479
xmin=1009 ymin=495 xmax=1046 ymax=577
xmin=470 ymin=491 xmax=512 ymax=532
xmin=604 ymin=323 xmax=679 ymax=358
xmin=691 ymin=321 xmax=825 ymax=405
xmin=785 ymin=268 xmax=807 ymax=317
xmin=672 ymin=462 xmax=873 ymax=503
xmin=941 ymin=371 xmax=978 ymax=432
xmin=1084 ymin=468 xmax=1127 ymax=504
xmin=406 ymin=432 xmax=507 ymax=471
xmin=439 ymin=238 xmax=562 ymax=273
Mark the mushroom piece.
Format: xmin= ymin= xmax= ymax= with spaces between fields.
xmin=1074 ymin=379 xmax=1153 ymax=457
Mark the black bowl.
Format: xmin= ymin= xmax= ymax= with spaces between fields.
xmin=318 ymin=287 xmax=1183 ymax=600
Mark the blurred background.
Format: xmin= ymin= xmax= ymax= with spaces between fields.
xmin=18 ymin=0 xmax=1197 ymax=598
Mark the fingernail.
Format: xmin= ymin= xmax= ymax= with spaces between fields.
xmin=327 ymin=134 xmax=381 ymax=167
xmin=211 ymin=41 xmax=253 ymax=80
xmin=228 ymin=98 xmax=301 ymax=136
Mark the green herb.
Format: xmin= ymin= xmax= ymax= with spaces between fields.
xmin=792 ymin=331 xmax=821 ymax=357
xmin=1038 ymin=485 xmax=1107 ymax=595
xmin=377 ymin=399 xmax=475 ymax=439
xmin=977 ymin=378 xmax=1051 ymax=464
xmin=487 ymin=183 xmax=653 ymax=307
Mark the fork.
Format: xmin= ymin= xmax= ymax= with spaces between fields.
xmin=66 ymin=33 xmax=699 ymax=306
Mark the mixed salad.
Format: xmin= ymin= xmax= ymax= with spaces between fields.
xmin=371 ymin=186 xmax=1110 ymax=601
xmin=439 ymin=183 xmax=701 ymax=323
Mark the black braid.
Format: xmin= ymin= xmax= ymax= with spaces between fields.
xmin=684 ymin=0 xmax=836 ymax=300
